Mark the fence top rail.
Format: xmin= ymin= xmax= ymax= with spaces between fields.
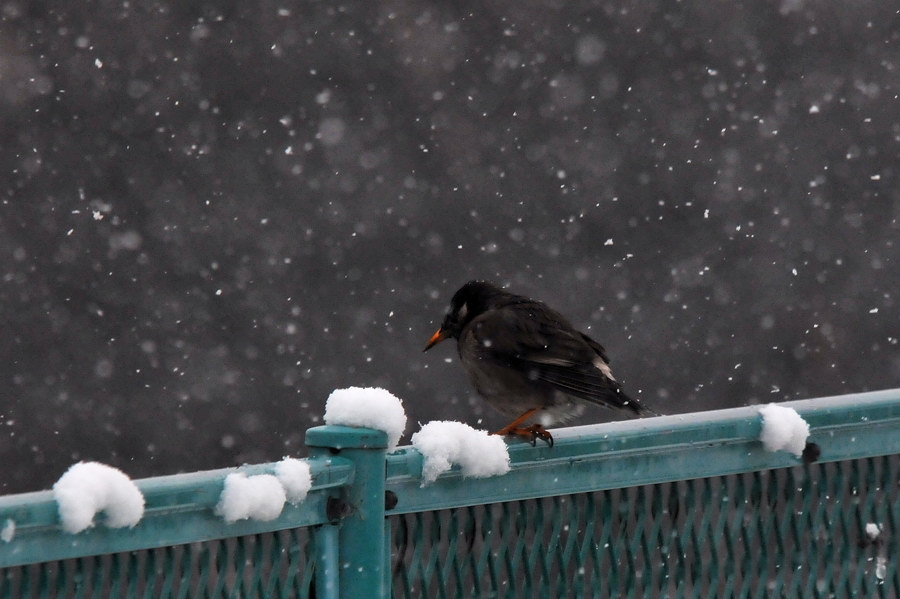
xmin=0 ymin=455 xmax=354 ymax=568
xmin=0 ymin=388 xmax=898 ymax=568
xmin=385 ymin=388 xmax=900 ymax=514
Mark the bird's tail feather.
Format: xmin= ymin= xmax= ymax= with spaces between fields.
xmin=617 ymin=387 xmax=661 ymax=417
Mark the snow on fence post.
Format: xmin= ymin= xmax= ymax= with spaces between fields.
xmin=306 ymin=424 xmax=390 ymax=599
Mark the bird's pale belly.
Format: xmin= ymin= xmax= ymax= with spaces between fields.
xmin=464 ymin=359 xmax=585 ymax=425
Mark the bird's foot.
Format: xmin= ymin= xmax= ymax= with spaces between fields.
xmin=493 ymin=423 xmax=554 ymax=448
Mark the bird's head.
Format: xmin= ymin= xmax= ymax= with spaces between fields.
xmin=423 ymin=280 xmax=505 ymax=351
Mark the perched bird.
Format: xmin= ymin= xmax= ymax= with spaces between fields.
xmin=424 ymin=280 xmax=654 ymax=446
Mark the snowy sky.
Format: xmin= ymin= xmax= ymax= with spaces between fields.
xmin=1 ymin=2 xmax=897 ymax=493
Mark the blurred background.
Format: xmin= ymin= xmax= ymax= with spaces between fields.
xmin=1 ymin=1 xmax=897 ymax=494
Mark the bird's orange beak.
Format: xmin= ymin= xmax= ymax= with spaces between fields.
xmin=423 ymin=328 xmax=447 ymax=351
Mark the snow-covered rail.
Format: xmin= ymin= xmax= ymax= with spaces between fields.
xmin=0 ymin=389 xmax=898 ymax=598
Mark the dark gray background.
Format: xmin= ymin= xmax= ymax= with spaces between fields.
xmin=1 ymin=1 xmax=897 ymax=494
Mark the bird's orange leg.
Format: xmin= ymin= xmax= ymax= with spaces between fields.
xmin=492 ymin=408 xmax=554 ymax=447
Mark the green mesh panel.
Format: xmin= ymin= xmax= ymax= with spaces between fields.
xmin=2 ymin=456 xmax=896 ymax=598
xmin=1 ymin=430 xmax=898 ymax=598
xmin=0 ymin=528 xmax=315 ymax=599
xmin=391 ymin=455 xmax=898 ymax=599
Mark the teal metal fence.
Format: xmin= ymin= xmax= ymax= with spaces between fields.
xmin=1 ymin=389 xmax=898 ymax=598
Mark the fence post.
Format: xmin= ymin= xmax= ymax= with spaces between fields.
xmin=306 ymin=425 xmax=389 ymax=599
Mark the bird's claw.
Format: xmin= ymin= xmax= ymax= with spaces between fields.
xmin=527 ymin=424 xmax=554 ymax=447
xmin=493 ymin=424 xmax=554 ymax=448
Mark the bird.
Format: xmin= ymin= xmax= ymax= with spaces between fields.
xmin=424 ymin=280 xmax=655 ymax=446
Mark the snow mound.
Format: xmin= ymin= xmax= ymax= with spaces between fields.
xmin=758 ymin=403 xmax=810 ymax=457
xmin=1 ymin=519 xmax=15 ymax=543
xmin=216 ymin=473 xmax=287 ymax=524
xmin=275 ymin=457 xmax=313 ymax=504
xmin=324 ymin=386 xmax=407 ymax=451
xmin=412 ymin=421 xmax=511 ymax=486
xmin=53 ymin=461 xmax=145 ymax=534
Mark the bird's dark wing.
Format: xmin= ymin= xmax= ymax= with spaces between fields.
xmin=468 ymin=303 xmax=644 ymax=414
xmin=578 ymin=332 xmax=610 ymax=365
